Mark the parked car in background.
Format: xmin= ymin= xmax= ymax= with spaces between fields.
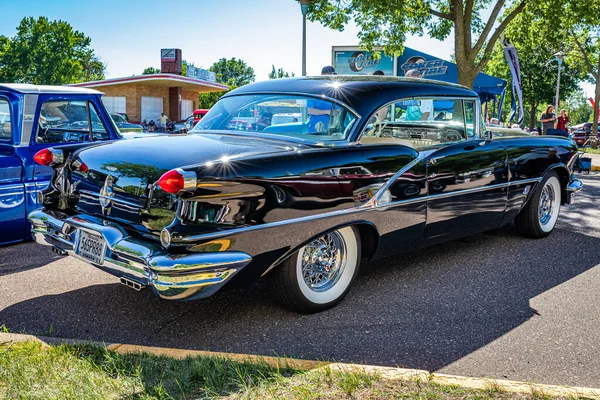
xmin=193 ymin=109 xmax=209 ymax=125
xmin=29 ymin=76 xmax=582 ymax=313
xmin=570 ymin=122 xmax=599 ymax=146
xmin=173 ymin=115 xmax=194 ymax=133
xmin=0 ymin=84 xmax=123 ymax=245
xmin=110 ymin=113 xmax=143 ymax=133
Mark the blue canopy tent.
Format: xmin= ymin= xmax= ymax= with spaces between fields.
xmin=332 ymin=46 xmax=507 ymax=119
xmin=396 ymin=47 xmax=506 ymax=103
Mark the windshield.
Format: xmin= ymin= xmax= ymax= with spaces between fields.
xmin=190 ymin=94 xmax=358 ymax=141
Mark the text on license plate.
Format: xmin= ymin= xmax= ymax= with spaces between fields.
xmin=76 ymin=231 xmax=106 ymax=264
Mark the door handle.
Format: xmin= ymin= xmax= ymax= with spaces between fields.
xmin=428 ymin=156 xmax=445 ymax=165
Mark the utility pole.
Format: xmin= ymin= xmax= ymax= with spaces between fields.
xmin=298 ymin=1 xmax=311 ymax=76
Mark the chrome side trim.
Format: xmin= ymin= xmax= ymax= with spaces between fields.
xmin=372 ymin=154 xmax=425 ymax=205
xmin=175 ymin=177 xmax=543 ymax=244
xmin=19 ymin=94 xmax=38 ymax=147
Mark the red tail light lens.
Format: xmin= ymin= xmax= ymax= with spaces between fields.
xmin=78 ymin=162 xmax=89 ymax=173
xmin=158 ymin=169 xmax=185 ymax=194
xmin=157 ymin=169 xmax=197 ymax=194
xmin=33 ymin=149 xmax=54 ymax=166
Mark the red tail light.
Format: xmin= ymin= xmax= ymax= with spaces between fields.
xmin=33 ymin=149 xmax=54 ymax=166
xmin=158 ymin=168 xmax=196 ymax=194
xmin=34 ymin=148 xmax=64 ymax=166
xmin=78 ymin=162 xmax=89 ymax=173
xmin=158 ymin=170 xmax=184 ymax=194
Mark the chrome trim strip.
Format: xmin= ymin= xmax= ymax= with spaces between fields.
xmin=0 ymin=184 xmax=25 ymax=190
xmin=372 ymin=154 xmax=425 ymax=205
xmin=0 ymin=192 xmax=25 ymax=197
xmin=78 ymin=190 xmax=142 ymax=208
xmin=19 ymin=94 xmax=38 ymax=147
xmin=175 ymin=176 xmax=545 ymax=243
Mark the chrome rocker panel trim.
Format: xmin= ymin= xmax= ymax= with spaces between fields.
xmin=28 ymin=209 xmax=251 ymax=301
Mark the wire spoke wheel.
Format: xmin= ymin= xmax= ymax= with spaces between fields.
xmin=538 ymin=183 xmax=555 ymax=226
xmin=300 ymin=231 xmax=346 ymax=292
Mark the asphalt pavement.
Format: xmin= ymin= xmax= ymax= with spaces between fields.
xmin=1 ymin=173 xmax=599 ymax=388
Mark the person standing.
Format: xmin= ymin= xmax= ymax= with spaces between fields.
xmin=158 ymin=113 xmax=170 ymax=133
xmin=556 ymin=109 xmax=570 ymax=132
xmin=540 ymin=105 xmax=556 ymax=135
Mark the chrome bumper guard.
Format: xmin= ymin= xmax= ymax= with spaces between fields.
xmin=565 ymin=176 xmax=583 ymax=205
xmin=28 ymin=209 xmax=252 ymax=301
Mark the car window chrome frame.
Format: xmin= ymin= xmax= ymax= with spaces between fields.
xmin=193 ymin=91 xmax=363 ymax=145
xmin=352 ymin=96 xmax=480 ymax=143
xmin=0 ymin=95 xmax=12 ymax=142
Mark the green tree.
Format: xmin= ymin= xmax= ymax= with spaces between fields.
xmin=198 ymin=58 xmax=254 ymax=109
xmin=268 ymin=65 xmax=295 ymax=79
xmin=307 ymin=0 xmax=567 ymax=87
xmin=565 ymin=91 xmax=593 ymax=125
xmin=209 ymin=57 xmax=255 ymax=87
xmin=484 ymin=10 xmax=586 ymax=128
xmin=142 ymin=67 xmax=160 ymax=75
xmin=0 ymin=17 xmax=105 ymax=84
xmin=565 ymin=0 xmax=600 ymax=135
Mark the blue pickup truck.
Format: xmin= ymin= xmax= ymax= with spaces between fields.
xmin=0 ymin=84 xmax=123 ymax=245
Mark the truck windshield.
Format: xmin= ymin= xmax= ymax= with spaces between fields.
xmin=190 ymin=94 xmax=358 ymax=142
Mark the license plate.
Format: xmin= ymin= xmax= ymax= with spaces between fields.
xmin=75 ymin=230 xmax=106 ymax=264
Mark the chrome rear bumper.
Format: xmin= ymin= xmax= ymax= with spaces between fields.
xmin=565 ymin=175 xmax=583 ymax=205
xmin=28 ymin=209 xmax=251 ymax=301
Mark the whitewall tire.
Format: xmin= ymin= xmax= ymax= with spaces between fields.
xmin=515 ymin=171 xmax=562 ymax=238
xmin=268 ymin=226 xmax=361 ymax=313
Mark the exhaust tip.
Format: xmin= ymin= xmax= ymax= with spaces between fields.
xmin=119 ymin=277 xmax=146 ymax=291
xmin=52 ymin=247 xmax=67 ymax=256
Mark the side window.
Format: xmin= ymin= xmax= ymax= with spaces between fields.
xmin=464 ymin=100 xmax=477 ymax=138
xmin=36 ymin=100 xmax=109 ymax=143
xmin=0 ymin=98 xmax=11 ymax=141
xmin=360 ymin=98 xmax=467 ymax=149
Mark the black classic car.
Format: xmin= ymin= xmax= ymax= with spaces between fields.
xmin=29 ymin=76 xmax=583 ymax=313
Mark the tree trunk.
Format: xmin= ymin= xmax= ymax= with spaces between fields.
xmin=529 ymin=99 xmax=536 ymax=130
xmin=593 ymin=59 xmax=600 ymax=136
xmin=453 ymin=12 xmax=478 ymax=88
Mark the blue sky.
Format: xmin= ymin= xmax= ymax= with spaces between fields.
xmin=0 ymin=0 xmax=594 ymax=96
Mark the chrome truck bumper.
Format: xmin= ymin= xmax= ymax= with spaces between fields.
xmin=28 ymin=209 xmax=251 ymax=301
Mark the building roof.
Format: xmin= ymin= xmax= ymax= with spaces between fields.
xmin=0 ymin=83 xmax=102 ymax=95
xmin=70 ymin=73 xmax=229 ymax=93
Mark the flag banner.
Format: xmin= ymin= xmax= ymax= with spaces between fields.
xmin=500 ymin=35 xmax=524 ymax=124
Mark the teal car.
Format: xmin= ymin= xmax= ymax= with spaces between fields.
xmin=110 ymin=113 xmax=143 ymax=133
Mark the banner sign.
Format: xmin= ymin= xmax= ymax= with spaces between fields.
xmin=500 ymin=35 xmax=524 ymax=124
xmin=333 ymin=50 xmax=394 ymax=75
xmin=186 ymin=65 xmax=216 ymax=82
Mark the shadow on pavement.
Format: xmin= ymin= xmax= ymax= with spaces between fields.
xmin=0 ymin=242 xmax=60 ymax=277
xmin=1 ymin=224 xmax=599 ymax=376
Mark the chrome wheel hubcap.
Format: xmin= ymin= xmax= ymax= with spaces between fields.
xmin=301 ymin=231 xmax=346 ymax=292
xmin=538 ymin=183 xmax=555 ymax=225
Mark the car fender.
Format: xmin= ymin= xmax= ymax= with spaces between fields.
xmin=261 ymin=220 xmax=380 ymax=277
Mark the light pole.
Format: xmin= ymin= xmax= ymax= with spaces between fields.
xmin=298 ymin=0 xmax=311 ymax=76
xmin=554 ymin=51 xmax=566 ymax=112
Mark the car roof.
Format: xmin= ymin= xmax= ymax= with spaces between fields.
xmin=0 ymin=83 xmax=102 ymax=95
xmin=223 ymin=76 xmax=478 ymax=116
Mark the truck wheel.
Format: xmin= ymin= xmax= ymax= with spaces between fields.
xmin=515 ymin=171 xmax=562 ymax=238
xmin=268 ymin=226 xmax=361 ymax=313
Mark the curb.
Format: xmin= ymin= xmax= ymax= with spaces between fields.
xmin=1 ymin=332 xmax=599 ymax=399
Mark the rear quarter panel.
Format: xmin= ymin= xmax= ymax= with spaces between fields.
xmin=497 ymin=135 xmax=577 ymax=224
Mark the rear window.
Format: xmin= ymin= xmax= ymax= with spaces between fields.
xmin=0 ymin=98 xmax=11 ymax=140
xmin=36 ymin=100 xmax=114 ymax=143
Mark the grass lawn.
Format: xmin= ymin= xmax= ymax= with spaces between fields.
xmin=581 ymin=147 xmax=600 ymax=155
xmin=0 ymin=340 xmax=583 ymax=399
